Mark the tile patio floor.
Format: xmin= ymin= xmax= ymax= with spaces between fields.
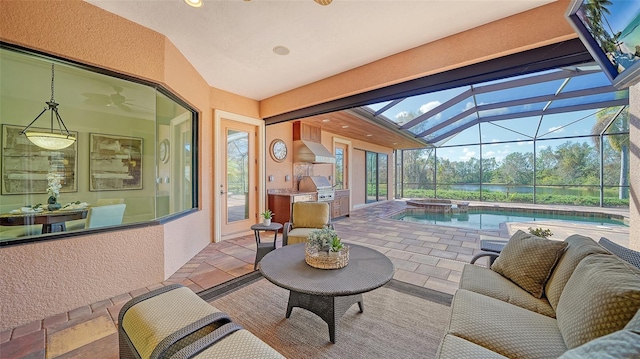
xmin=0 ymin=200 xmax=630 ymax=358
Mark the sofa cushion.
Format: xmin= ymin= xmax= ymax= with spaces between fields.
xmin=286 ymin=228 xmax=318 ymax=245
xmin=491 ymin=230 xmax=567 ymax=298
xmin=193 ymin=329 xmax=285 ymax=358
xmin=545 ymin=234 xmax=610 ymax=311
xmin=436 ymin=333 xmax=508 ymax=359
xmin=121 ymin=286 xmax=221 ymax=359
xmin=556 ymin=254 xmax=640 ymax=349
xmin=625 ymin=308 xmax=640 ymax=332
xmin=448 ymin=289 xmax=566 ymax=358
xmin=459 ymin=263 xmax=555 ymax=317
xmin=557 ymin=330 xmax=640 ymax=359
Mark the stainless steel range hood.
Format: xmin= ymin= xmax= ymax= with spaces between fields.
xmin=293 ymin=140 xmax=335 ymax=164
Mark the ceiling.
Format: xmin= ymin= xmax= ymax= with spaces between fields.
xmin=300 ymin=110 xmax=427 ymax=149
xmin=85 ymin=0 xmax=555 ymax=101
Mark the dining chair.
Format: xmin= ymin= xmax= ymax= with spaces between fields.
xmin=84 ymin=204 xmax=127 ymax=229
xmin=283 ymin=201 xmax=332 ymax=246
xmin=66 ymin=199 xmax=126 ymax=231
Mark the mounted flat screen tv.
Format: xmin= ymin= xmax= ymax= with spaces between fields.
xmin=566 ymin=0 xmax=640 ymax=89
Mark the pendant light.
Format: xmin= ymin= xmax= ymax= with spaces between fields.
xmin=21 ymin=64 xmax=76 ymax=150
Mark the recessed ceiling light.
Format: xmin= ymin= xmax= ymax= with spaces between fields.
xmin=366 ymin=134 xmax=373 ymax=137
xmin=184 ymin=0 xmax=203 ymax=7
xmin=322 ymin=119 xmax=330 ymax=123
xmin=273 ymin=46 xmax=290 ymax=56
xmin=342 ymin=125 xmax=349 ymax=128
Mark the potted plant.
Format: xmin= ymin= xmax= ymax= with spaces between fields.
xmin=307 ymin=226 xmax=345 ymax=254
xmin=528 ymin=227 xmax=553 ymax=239
xmin=329 ymin=236 xmax=344 ymax=256
xmin=260 ymin=209 xmax=274 ymax=226
xmin=46 ymin=172 xmax=62 ymax=211
xmin=306 ymin=226 xmax=349 ymax=268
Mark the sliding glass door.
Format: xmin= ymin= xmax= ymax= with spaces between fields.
xmin=365 ymin=151 xmax=388 ymax=203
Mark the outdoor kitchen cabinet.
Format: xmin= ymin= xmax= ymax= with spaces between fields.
xmin=267 ymin=192 xmax=315 ymax=228
xmin=332 ymin=189 xmax=350 ymax=219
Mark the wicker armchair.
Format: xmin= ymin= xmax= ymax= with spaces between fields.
xmin=599 ymin=237 xmax=640 ymax=269
xmin=283 ymin=202 xmax=332 ymax=246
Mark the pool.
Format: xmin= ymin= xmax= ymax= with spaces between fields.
xmin=391 ymin=207 xmax=628 ymax=230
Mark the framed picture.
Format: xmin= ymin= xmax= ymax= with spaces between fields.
xmin=89 ymin=133 xmax=143 ymax=191
xmin=1 ymin=124 xmax=78 ymax=195
xmin=566 ymin=0 xmax=640 ymax=89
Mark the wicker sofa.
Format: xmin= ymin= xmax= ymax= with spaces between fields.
xmin=436 ymin=232 xmax=640 ymax=358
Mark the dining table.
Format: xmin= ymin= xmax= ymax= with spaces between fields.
xmin=0 ymin=208 xmax=88 ymax=234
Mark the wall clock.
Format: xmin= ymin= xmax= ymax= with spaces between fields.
xmin=270 ymin=139 xmax=287 ymax=162
xmin=160 ymin=139 xmax=170 ymax=163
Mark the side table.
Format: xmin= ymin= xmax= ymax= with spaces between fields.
xmin=250 ymin=222 xmax=283 ymax=270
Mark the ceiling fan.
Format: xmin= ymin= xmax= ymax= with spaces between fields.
xmin=82 ymin=86 xmax=136 ymax=112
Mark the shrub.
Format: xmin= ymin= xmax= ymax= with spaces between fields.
xmin=528 ymin=227 xmax=553 ymax=239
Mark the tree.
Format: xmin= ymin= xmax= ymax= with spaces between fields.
xmin=496 ymin=152 xmax=533 ymax=196
xmin=535 ymin=146 xmax=558 ymax=185
xmin=554 ymin=141 xmax=599 ymax=186
xmin=481 ymin=157 xmax=498 ymax=183
xmin=592 ymin=107 xmax=630 ymax=198
xmin=401 ymin=149 xmax=434 ymax=192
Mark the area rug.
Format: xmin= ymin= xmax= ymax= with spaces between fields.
xmin=199 ymin=273 xmax=451 ymax=358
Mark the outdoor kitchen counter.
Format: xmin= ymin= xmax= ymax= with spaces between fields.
xmin=267 ymin=191 xmax=318 ymax=226
xmin=267 ymin=190 xmax=317 ymax=196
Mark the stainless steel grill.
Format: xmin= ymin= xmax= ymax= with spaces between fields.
xmin=299 ymin=176 xmax=335 ymax=202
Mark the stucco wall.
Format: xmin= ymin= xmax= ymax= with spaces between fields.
xmin=629 ymin=85 xmax=640 ymax=251
xmin=0 ymin=0 xmax=257 ymax=330
xmin=352 ymin=149 xmax=367 ymax=206
xmin=265 ymin=122 xmax=295 ymax=192
xmin=0 ymin=226 xmax=164 ymax=330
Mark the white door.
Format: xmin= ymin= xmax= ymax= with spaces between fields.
xmin=214 ymin=111 xmax=265 ymax=241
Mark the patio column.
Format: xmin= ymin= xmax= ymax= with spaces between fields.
xmin=629 ymin=84 xmax=640 ymax=251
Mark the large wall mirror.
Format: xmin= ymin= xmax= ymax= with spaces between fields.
xmin=0 ymin=45 xmax=198 ymax=244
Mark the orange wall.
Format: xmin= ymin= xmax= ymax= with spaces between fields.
xmin=353 ymin=149 xmax=367 ymax=205
xmin=628 ymin=86 xmax=640 ymax=250
xmin=265 ymin=122 xmax=295 ymax=191
xmin=0 ymin=0 xmax=259 ymax=330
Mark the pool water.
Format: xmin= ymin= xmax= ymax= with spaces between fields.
xmin=392 ymin=208 xmax=627 ymax=230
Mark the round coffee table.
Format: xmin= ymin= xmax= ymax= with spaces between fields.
xmin=259 ymin=243 xmax=394 ymax=343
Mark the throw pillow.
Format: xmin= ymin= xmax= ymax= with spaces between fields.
xmin=555 ymin=254 xmax=640 ymax=349
xmin=491 ymin=230 xmax=568 ymax=298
